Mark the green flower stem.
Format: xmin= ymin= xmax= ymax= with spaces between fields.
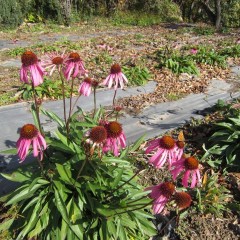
xmin=66 ymin=77 xmax=75 ymax=133
xmin=70 ymin=94 xmax=81 ymax=117
xmin=93 ymin=87 xmax=97 ymax=115
xmin=74 ymin=158 xmax=88 ymax=187
xmin=58 ymin=69 xmax=67 ymax=128
xmin=112 ymin=89 xmax=117 ymax=106
xmin=31 ymin=83 xmax=43 ymax=136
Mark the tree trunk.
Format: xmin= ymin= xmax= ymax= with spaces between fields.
xmin=60 ymin=0 xmax=72 ymax=26
xmin=214 ymin=0 xmax=221 ymax=30
xmin=199 ymin=1 xmax=216 ymax=25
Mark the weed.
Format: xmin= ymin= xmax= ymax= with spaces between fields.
xmin=193 ymin=26 xmax=215 ymax=36
xmin=190 ymin=47 xmax=227 ymax=68
xmin=155 ymin=48 xmax=199 ymax=75
xmin=122 ymin=65 xmax=152 ymax=86
xmin=94 ymin=52 xmax=113 ymax=65
xmin=8 ymin=47 xmax=25 ymax=57
xmin=0 ymin=92 xmax=17 ymax=106
xmin=195 ymin=171 xmax=232 ymax=216
xmin=166 ymin=93 xmax=183 ymax=101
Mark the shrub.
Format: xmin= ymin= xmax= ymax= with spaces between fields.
xmin=0 ymin=0 xmax=23 ymax=27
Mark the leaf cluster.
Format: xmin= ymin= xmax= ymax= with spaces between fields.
xmin=0 ymin=107 xmax=156 ymax=239
xmin=122 ymin=65 xmax=152 ymax=86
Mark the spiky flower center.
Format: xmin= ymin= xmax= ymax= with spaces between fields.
xmin=69 ymin=52 xmax=81 ymax=62
xmin=107 ymin=121 xmax=122 ymax=138
xmin=20 ymin=124 xmax=38 ymax=139
xmin=110 ymin=64 xmax=121 ymax=74
xmin=184 ymin=156 xmax=199 ymax=170
xmin=21 ymin=51 xmax=38 ymax=66
xmin=159 ymin=182 xmax=175 ymax=198
xmin=84 ymin=77 xmax=92 ymax=84
xmin=52 ymin=56 xmax=63 ymax=65
xmin=176 ymin=141 xmax=185 ymax=149
xmin=90 ymin=126 xmax=107 ymax=143
xmin=160 ymin=136 xmax=175 ymax=149
xmin=174 ymin=192 xmax=192 ymax=209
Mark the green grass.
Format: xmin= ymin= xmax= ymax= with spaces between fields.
xmin=0 ymin=92 xmax=17 ymax=106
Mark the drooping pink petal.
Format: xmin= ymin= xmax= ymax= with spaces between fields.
xmin=190 ymin=171 xmax=197 ymax=188
xmin=182 ymin=170 xmax=191 ymax=187
xmin=152 ymin=195 xmax=168 ymax=214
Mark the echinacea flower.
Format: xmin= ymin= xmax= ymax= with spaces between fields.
xmin=103 ymin=121 xmax=126 ymax=156
xmin=86 ymin=125 xmax=108 ymax=155
xmin=78 ymin=77 xmax=92 ymax=96
xmin=20 ymin=51 xmax=45 ymax=87
xmin=102 ymin=64 xmax=128 ymax=90
xmin=64 ymin=52 xmax=87 ymax=80
xmin=171 ymin=156 xmax=201 ymax=188
xmin=145 ymin=136 xmax=178 ymax=169
xmin=175 ymin=140 xmax=185 ymax=161
xmin=147 ymin=182 xmax=175 ymax=214
xmin=173 ymin=192 xmax=192 ymax=210
xmin=41 ymin=51 xmax=67 ymax=76
xmin=16 ymin=124 xmax=47 ymax=162
xmin=190 ymin=48 xmax=198 ymax=54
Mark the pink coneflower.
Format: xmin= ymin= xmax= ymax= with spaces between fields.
xmin=64 ymin=52 xmax=87 ymax=80
xmin=190 ymin=48 xmax=198 ymax=54
xmin=78 ymin=77 xmax=92 ymax=96
xmin=102 ymin=64 xmax=128 ymax=90
xmin=145 ymin=136 xmax=178 ymax=169
xmin=103 ymin=121 xmax=126 ymax=156
xmin=175 ymin=141 xmax=185 ymax=161
xmin=173 ymin=192 xmax=192 ymax=210
xmin=16 ymin=124 xmax=47 ymax=162
xmin=147 ymin=182 xmax=175 ymax=214
xmin=171 ymin=156 xmax=201 ymax=188
xmin=86 ymin=125 xmax=108 ymax=154
xmin=20 ymin=51 xmax=45 ymax=87
xmin=41 ymin=51 xmax=66 ymax=75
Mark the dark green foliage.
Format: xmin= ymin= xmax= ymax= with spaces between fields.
xmin=0 ymin=0 xmax=23 ymax=27
xmin=123 ymin=65 xmax=152 ymax=86
xmin=30 ymin=0 xmax=64 ymax=24
xmin=155 ymin=48 xmax=199 ymax=75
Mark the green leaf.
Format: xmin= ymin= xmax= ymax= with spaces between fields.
xmin=0 ymin=148 xmax=17 ymax=154
xmin=56 ymin=163 xmax=73 ymax=184
xmin=102 ymin=158 xmax=130 ymax=165
xmin=0 ymin=218 xmax=15 ymax=233
xmin=96 ymin=206 xmax=115 ymax=217
xmin=55 ymin=130 xmax=75 ymax=152
xmin=99 ymin=219 xmax=108 ymax=240
xmin=1 ymin=171 xmax=30 ymax=183
xmin=41 ymin=108 xmax=65 ymax=127
xmin=112 ymin=168 xmax=124 ymax=188
xmin=6 ymin=183 xmax=43 ymax=206
xmin=129 ymin=135 xmax=145 ymax=152
xmin=17 ymin=199 xmax=42 ymax=239
xmin=54 ymin=188 xmax=83 ymax=239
